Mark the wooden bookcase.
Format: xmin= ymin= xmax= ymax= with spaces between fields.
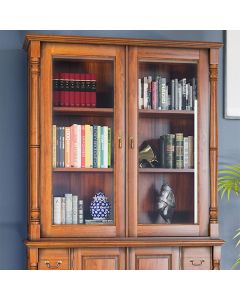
xmin=25 ymin=34 xmax=224 ymax=270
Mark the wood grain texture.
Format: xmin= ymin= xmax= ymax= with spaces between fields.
xmin=182 ymin=247 xmax=211 ymax=270
xmin=24 ymin=35 xmax=223 ymax=50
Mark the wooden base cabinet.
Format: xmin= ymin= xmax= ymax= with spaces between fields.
xmin=25 ymin=34 xmax=224 ymax=270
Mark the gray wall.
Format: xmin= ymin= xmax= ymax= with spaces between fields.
xmin=0 ymin=30 xmax=237 ymax=270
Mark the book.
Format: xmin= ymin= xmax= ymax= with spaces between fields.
xmin=175 ymin=133 xmax=184 ymax=168
xmin=183 ymin=137 xmax=189 ymax=168
xmin=65 ymin=193 xmax=73 ymax=224
xmin=81 ymin=125 xmax=85 ymax=168
xmin=61 ymin=197 xmax=66 ymax=224
xmin=74 ymin=73 xmax=81 ymax=107
xmin=85 ymin=124 xmax=91 ymax=168
xmin=52 ymin=125 xmax=56 ymax=168
xmin=103 ymin=126 xmax=108 ymax=168
xmin=72 ymin=124 xmax=80 ymax=167
xmin=69 ymin=73 xmax=75 ymax=107
xmin=63 ymin=73 xmax=70 ymax=107
xmin=152 ymin=81 xmax=157 ymax=110
xmin=108 ymin=127 xmax=111 ymax=168
xmin=64 ymin=127 xmax=71 ymax=168
xmin=90 ymin=125 xmax=93 ymax=168
xmin=56 ymin=126 xmax=60 ymax=167
xmin=85 ymin=219 xmax=113 ymax=224
xmin=171 ymin=79 xmax=175 ymax=110
xmin=53 ymin=197 xmax=62 ymax=225
xmin=97 ymin=126 xmax=101 ymax=168
xmin=85 ymin=73 xmax=91 ymax=107
xmin=78 ymin=199 xmax=84 ymax=224
xmin=188 ymin=136 xmax=194 ymax=168
xmin=138 ymin=78 xmax=143 ymax=109
xmin=174 ymin=79 xmax=178 ymax=110
xmin=72 ymin=195 xmax=78 ymax=224
xmin=165 ymin=134 xmax=175 ymax=168
xmin=90 ymin=74 xmax=97 ymax=107
xmin=59 ymin=72 xmax=65 ymax=106
xmin=80 ymin=74 xmax=86 ymax=107
xmin=59 ymin=126 xmax=65 ymax=168
xmin=100 ymin=126 xmax=105 ymax=168
xmin=93 ymin=125 xmax=98 ymax=168
xmin=147 ymin=76 xmax=152 ymax=109
xmin=143 ymin=77 xmax=148 ymax=109
xmin=161 ymin=78 xmax=168 ymax=110
xmin=53 ymin=73 xmax=60 ymax=106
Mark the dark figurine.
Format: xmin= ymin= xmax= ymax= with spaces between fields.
xmin=157 ymin=183 xmax=175 ymax=224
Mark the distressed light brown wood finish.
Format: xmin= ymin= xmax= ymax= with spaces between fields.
xmin=25 ymin=34 xmax=223 ymax=270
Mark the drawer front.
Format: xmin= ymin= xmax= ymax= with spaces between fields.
xmin=182 ymin=247 xmax=211 ymax=270
xmin=130 ymin=247 xmax=180 ymax=270
xmin=38 ymin=249 xmax=69 ymax=270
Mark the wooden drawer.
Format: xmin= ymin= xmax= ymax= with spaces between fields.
xmin=38 ymin=249 xmax=69 ymax=270
xmin=182 ymin=247 xmax=211 ymax=270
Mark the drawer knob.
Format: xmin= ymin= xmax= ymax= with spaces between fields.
xmin=189 ymin=259 xmax=205 ymax=266
xmin=44 ymin=260 xmax=62 ymax=269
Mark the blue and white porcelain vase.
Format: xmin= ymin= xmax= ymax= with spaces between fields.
xmin=90 ymin=192 xmax=111 ymax=220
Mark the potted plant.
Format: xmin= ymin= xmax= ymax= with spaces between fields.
xmin=218 ymin=164 xmax=240 ymax=268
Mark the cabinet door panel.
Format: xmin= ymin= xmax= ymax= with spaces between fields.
xmin=129 ymin=247 xmax=180 ymax=270
xmin=38 ymin=249 xmax=69 ymax=270
xmin=182 ymin=247 xmax=211 ymax=270
xmin=73 ymin=248 xmax=125 ymax=270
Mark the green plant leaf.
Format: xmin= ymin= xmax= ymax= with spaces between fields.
xmin=232 ymin=258 xmax=240 ymax=269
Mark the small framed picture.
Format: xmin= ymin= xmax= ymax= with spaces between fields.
xmin=225 ymin=30 xmax=240 ymax=119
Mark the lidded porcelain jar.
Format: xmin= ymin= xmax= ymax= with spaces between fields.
xmin=90 ymin=192 xmax=111 ymax=220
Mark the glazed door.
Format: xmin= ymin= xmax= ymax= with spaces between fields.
xmin=127 ymin=46 xmax=210 ymax=237
xmin=40 ymin=43 xmax=125 ymax=238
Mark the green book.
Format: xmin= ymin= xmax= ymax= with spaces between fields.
xmin=165 ymin=134 xmax=175 ymax=168
xmin=175 ymin=133 xmax=184 ymax=168
xmin=108 ymin=127 xmax=111 ymax=167
xmin=97 ymin=126 xmax=101 ymax=168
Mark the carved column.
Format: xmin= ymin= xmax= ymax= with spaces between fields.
xmin=28 ymin=41 xmax=41 ymax=240
xmin=28 ymin=248 xmax=38 ymax=270
xmin=209 ymin=49 xmax=219 ymax=238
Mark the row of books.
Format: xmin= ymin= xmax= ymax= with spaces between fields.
xmin=53 ymin=73 xmax=96 ymax=107
xmin=138 ymin=76 xmax=197 ymax=111
xmin=53 ymin=194 xmax=84 ymax=225
xmin=159 ymin=133 xmax=194 ymax=169
xmin=53 ymin=124 xmax=111 ymax=168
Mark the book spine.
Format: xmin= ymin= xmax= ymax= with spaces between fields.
xmin=74 ymin=73 xmax=80 ymax=107
xmin=64 ymin=127 xmax=71 ymax=168
xmin=53 ymin=73 xmax=60 ymax=106
xmin=65 ymin=194 xmax=73 ymax=224
xmin=178 ymin=83 xmax=182 ymax=110
xmin=183 ymin=137 xmax=189 ymax=168
xmin=85 ymin=73 xmax=91 ymax=107
xmin=80 ymin=74 xmax=86 ymax=107
xmin=81 ymin=125 xmax=85 ymax=168
xmin=90 ymin=126 xmax=93 ymax=168
xmin=61 ymin=197 xmax=66 ymax=224
xmin=103 ymin=126 xmax=108 ymax=168
xmin=97 ymin=126 xmax=101 ymax=168
xmin=159 ymin=135 xmax=165 ymax=168
xmin=143 ymin=77 xmax=148 ymax=109
xmin=91 ymin=74 xmax=97 ymax=107
xmin=180 ymin=78 xmax=186 ymax=110
xmin=147 ymin=76 xmax=152 ymax=109
xmin=171 ymin=79 xmax=175 ymax=110
xmin=157 ymin=76 xmax=162 ymax=110
xmin=59 ymin=73 xmax=65 ymax=106
xmin=78 ymin=199 xmax=84 ymax=224
xmin=53 ymin=197 xmax=62 ymax=225
xmin=188 ymin=136 xmax=194 ymax=168
xmin=175 ymin=133 xmax=184 ymax=169
xmin=152 ymin=81 xmax=157 ymax=110
xmin=69 ymin=73 xmax=75 ymax=107
xmin=60 ymin=126 xmax=65 ymax=168
xmin=70 ymin=125 xmax=74 ymax=167
xmin=85 ymin=125 xmax=91 ymax=168
xmin=72 ymin=195 xmax=78 ymax=224
xmin=138 ymin=78 xmax=143 ymax=109
xmin=73 ymin=124 xmax=79 ymax=167
xmin=165 ymin=134 xmax=175 ymax=168
xmin=56 ymin=126 xmax=59 ymax=167
xmin=161 ymin=78 xmax=168 ymax=110
xmin=63 ymin=73 xmax=70 ymax=107
xmin=78 ymin=125 xmax=81 ymax=168
xmin=174 ymin=79 xmax=178 ymax=110
xmin=52 ymin=125 xmax=56 ymax=168
xmin=188 ymin=84 xmax=193 ymax=110
xmin=93 ymin=125 xmax=98 ymax=168
xmin=108 ymin=127 xmax=111 ymax=168
xmin=100 ymin=126 xmax=105 ymax=168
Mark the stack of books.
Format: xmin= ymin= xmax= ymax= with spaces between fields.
xmin=159 ymin=133 xmax=194 ymax=169
xmin=53 ymin=194 xmax=84 ymax=225
xmin=52 ymin=124 xmax=111 ymax=168
xmin=53 ymin=73 xmax=96 ymax=107
xmin=138 ymin=76 xmax=196 ymax=111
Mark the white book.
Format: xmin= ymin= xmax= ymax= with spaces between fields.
xmin=77 ymin=125 xmax=81 ymax=168
xmin=90 ymin=125 xmax=93 ymax=168
xmin=73 ymin=124 xmax=79 ymax=168
xmin=72 ymin=195 xmax=78 ymax=224
xmin=78 ymin=199 xmax=84 ymax=224
xmin=183 ymin=137 xmax=189 ymax=169
xmin=65 ymin=193 xmax=73 ymax=224
xmin=138 ymin=78 xmax=143 ymax=109
xmin=61 ymin=197 xmax=66 ymax=224
xmin=53 ymin=197 xmax=62 ymax=225
xmin=103 ymin=126 xmax=108 ymax=168
xmin=143 ymin=77 xmax=148 ymax=109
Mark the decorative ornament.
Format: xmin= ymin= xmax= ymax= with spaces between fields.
xmin=157 ymin=183 xmax=176 ymax=224
xmin=90 ymin=192 xmax=111 ymax=220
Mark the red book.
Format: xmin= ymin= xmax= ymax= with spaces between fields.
xmin=59 ymin=72 xmax=65 ymax=106
xmin=74 ymin=73 xmax=81 ymax=107
xmin=80 ymin=74 xmax=86 ymax=107
xmin=53 ymin=72 xmax=60 ymax=106
xmin=62 ymin=73 xmax=70 ymax=106
xmin=91 ymin=74 xmax=97 ymax=107
xmin=81 ymin=125 xmax=85 ymax=168
xmin=69 ymin=73 xmax=75 ymax=107
xmin=85 ymin=73 xmax=91 ymax=107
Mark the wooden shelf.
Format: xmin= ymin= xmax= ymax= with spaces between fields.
xmin=53 ymin=168 xmax=114 ymax=173
xmin=139 ymin=168 xmax=194 ymax=173
xmin=139 ymin=109 xmax=194 ymax=118
xmin=53 ymin=107 xmax=114 ymax=116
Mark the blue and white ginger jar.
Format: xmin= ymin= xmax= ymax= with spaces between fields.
xmin=90 ymin=192 xmax=111 ymax=220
